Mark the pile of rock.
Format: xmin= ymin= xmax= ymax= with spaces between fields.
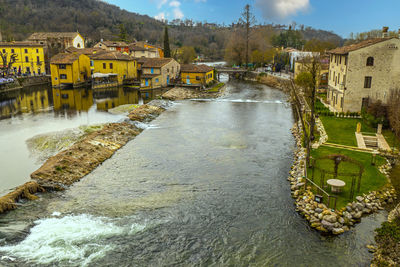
xmin=289 ymin=122 xmax=397 ymax=235
xmin=312 ymin=118 xmax=328 ymax=149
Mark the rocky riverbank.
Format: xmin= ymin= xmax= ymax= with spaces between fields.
xmin=290 ymin=122 xmax=396 ymax=235
xmin=161 ymin=85 xmax=226 ymax=100
xmin=256 ymin=74 xmax=289 ymax=91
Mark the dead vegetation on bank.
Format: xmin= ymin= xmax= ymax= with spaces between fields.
xmin=30 ymin=122 xmax=142 ymax=186
xmin=0 ymin=181 xmax=45 ymax=213
xmin=0 ymin=103 xmax=168 ymax=214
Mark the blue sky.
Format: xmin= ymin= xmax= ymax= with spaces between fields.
xmin=104 ymin=0 xmax=400 ymax=38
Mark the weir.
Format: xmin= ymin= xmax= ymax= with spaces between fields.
xmin=0 ymin=80 xmax=388 ymax=266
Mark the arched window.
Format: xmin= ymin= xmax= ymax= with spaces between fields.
xmin=366 ymin=57 xmax=374 ymax=66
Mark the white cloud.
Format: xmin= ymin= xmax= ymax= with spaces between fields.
xmin=173 ymin=7 xmax=184 ymax=19
xmin=156 ymin=0 xmax=168 ymax=9
xmin=169 ymin=0 xmax=181 ymax=7
xmin=255 ymin=0 xmax=310 ymax=20
xmin=154 ymin=12 xmax=166 ymax=21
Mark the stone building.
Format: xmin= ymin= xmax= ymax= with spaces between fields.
xmin=327 ymin=34 xmax=400 ymax=112
xmin=139 ymin=58 xmax=180 ymax=89
xmin=93 ymin=40 xmax=129 ymax=53
xmin=27 ymin=32 xmax=85 ymax=73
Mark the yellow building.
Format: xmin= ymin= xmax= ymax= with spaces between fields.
xmin=294 ymin=57 xmax=329 ymax=89
xmin=0 ymin=42 xmax=45 ymax=75
xmin=52 ymin=88 xmax=93 ymax=112
xmin=0 ymin=87 xmax=50 ymax=119
xmin=50 ymin=53 xmax=91 ymax=88
xmin=180 ymin=64 xmax=214 ymax=86
xmin=91 ymin=51 xmax=137 ymax=88
xmin=95 ymin=87 xmax=139 ymax=111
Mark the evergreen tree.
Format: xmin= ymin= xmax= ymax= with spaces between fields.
xmin=118 ymin=24 xmax=128 ymax=42
xmin=164 ymin=26 xmax=171 ymax=58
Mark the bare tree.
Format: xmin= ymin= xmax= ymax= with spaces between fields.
xmin=0 ymin=51 xmax=17 ymax=76
xmin=294 ymin=55 xmax=321 ymax=165
xmin=238 ymin=4 xmax=256 ymax=69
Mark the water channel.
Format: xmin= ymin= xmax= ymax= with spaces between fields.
xmin=0 ymin=80 xmax=386 ymax=266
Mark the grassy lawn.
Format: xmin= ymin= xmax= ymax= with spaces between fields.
xmin=309 ymin=146 xmax=388 ymax=209
xmin=382 ymin=129 xmax=400 ymax=150
xmin=320 ymin=116 xmax=375 ymax=146
xmin=207 ymin=82 xmax=225 ymax=93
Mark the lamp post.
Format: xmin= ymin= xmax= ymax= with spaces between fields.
xmin=371 ymin=150 xmax=378 ymax=166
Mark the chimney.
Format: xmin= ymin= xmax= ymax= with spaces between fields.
xmin=382 ymin=26 xmax=389 ymax=38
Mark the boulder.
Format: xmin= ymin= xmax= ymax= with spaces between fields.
xmin=353 ymin=211 xmax=363 ymax=219
xmin=321 ymin=220 xmax=334 ymax=231
xmin=332 ymin=228 xmax=345 ymax=235
xmin=323 ymin=214 xmax=337 ymax=223
xmin=315 ymin=208 xmax=323 ymax=214
xmin=355 ymin=203 xmax=364 ymax=211
xmin=356 ymin=196 xmax=364 ymax=202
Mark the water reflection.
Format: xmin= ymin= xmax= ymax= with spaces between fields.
xmin=0 ymin=86 xmax=51 ymax=120
xmin=0 ymin=85 xmax=154 ymax=196
xmin=0 ymin=86 xmax=148 ymax=120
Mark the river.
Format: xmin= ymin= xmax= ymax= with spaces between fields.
xmin=0 ymin=80 xmax=386 ymax=266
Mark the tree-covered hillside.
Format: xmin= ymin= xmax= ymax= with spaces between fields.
xmin=0 ymin=0 xmax=343 ymax=61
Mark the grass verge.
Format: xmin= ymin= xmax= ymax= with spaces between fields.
xmin=309 ymin=146 xmax=388 ymax=209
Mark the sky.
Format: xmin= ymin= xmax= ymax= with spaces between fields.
xmin=104 ymin=0 xmax=400 ymax=38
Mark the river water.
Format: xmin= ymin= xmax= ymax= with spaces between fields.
xmin=0 ymin=80 xmax=386 ymax=266
xmin=0 ymin=86 xmax=145 ymax=196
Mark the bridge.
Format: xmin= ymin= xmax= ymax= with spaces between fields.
xmin=215 ymin=67 xmax=247 ymax=81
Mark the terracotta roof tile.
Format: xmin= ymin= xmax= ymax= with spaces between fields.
xmin=141 ymin=58 xmax=174 ymax=68
xmin=28 ymin=32 xmax=81 ymax=40
xmin=180 ymin=64 xmax=214 ymax=73
xmin=328 ymin=38 xmax=397 ymax=55
xmin=65 ymin=47 xmax=104 ymax=55
xmin=50 ymin=53 xmax=80 ymax=64
xmin=90 ymin=51 xmax=134 ymax=61
xmin=0 ymin=41 xmax=45 ymax=47
xmin=98 ymin=41 xmax=129 ymax=47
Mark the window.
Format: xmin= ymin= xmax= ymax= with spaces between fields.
xmin=109 ymin=63 xmax=113 ymax=69
xmin=334 ymin=56 xmax=337 ymax=63
xmin=339 ymin=56 xmax=342 ymax=64
xmin=25 ymin=56 xmax=29 ymax=62
xmin=151 ymin=68 xmax=154 ymax=74
xmin=24 ymin=49 xmax=28 ymax=53
xmin=338 ymin=73 xmax=341 ymax=84
xmin=366 ymin=57 xmax=374 ymax=66
xmin=61 ymin=94 xmax=69 ymax=99
xmin=59 ymin=64 xmax=66 ymax=69
xmin=196 ymin=76 xmax=200 ymax=81
xmin=11 ymin=49 xmax=14 ymax=53
xmin=364 ymin=76 xmax=372 ymax=88
xmin=103 ymin=63 xmax=106 ymax=69
xmin=2 ymin=49 xmax=5 ymax=53
xmin=37 ymin=56 xmax=40 ymax=63
xmin=60 ymin=74 xmax=67 ymax=79
xmin=345 ymin=56 xmax=348 ymax=66
xmin=90 ymin=60 xmax=94 ymax=67
xmin=155 ymin=78 xmax=159 ymax=83
xmin=36 ymin=49 xmax=39 ymax=53
xmin=167 ymin=68 xmax=169 ymax=73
